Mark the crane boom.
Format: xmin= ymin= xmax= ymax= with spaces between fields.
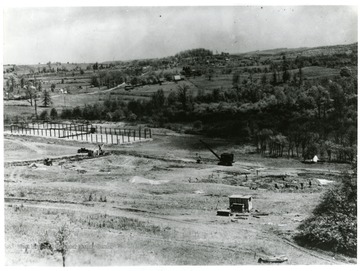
xmin=199 ymin=140 xmax=221 ymax=161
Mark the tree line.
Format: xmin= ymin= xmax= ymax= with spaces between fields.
xmin=38 ymin=71 xmax=356 ymax=162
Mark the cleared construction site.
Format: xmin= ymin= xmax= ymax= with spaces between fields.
xmin=4 ymin=124 xmax=353 ymax=266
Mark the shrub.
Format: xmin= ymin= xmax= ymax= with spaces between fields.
xmin=39 ymin=110 xmax=49 ymax=121
xmin=127 ymin=112 xmax=137 ymax=121
xmin=112 ymin=109 xmax=125 ymax=121
xmin=50 ymin=108 xmax=58 ymax=119
xmin=294 ymin=169 xmax=357 ymax=257
xmin=60 ymin=108 xmax=73 ymax=119
xmin=193 ymin=120 xmax=203 ymax=129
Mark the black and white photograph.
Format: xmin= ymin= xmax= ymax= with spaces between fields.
xmin=1 ymin=1 xmax=358 ymax=267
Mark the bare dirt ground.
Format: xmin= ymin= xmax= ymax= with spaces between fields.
xmin=3 ymin=130 xmax=355 ymax=266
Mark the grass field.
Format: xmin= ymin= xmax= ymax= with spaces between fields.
xmin=301 ymin=66 xmax=340 ymax=79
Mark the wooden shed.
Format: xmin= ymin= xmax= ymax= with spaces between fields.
xmin=229 ymin=195 xmax=253 ymax=213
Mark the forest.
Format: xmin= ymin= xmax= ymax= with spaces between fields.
xmin=56 ymin=64 xmax=357 ymax=162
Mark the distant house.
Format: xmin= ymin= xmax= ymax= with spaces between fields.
xmin=174 ymin=75 xmax=182 ymax=81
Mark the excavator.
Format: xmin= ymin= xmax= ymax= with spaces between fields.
xmin=199 ymin=140 xmax=234 ymax=166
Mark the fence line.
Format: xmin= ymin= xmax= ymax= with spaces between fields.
xmin=6 ymin=123 xmax=152 ymax=145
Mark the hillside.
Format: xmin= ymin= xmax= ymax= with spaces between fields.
xmin=242 ymin=42 xmax=357 ymax=57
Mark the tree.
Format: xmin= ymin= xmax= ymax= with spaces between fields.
xmin=151 ymin=89 xmax=165 ymax=110
xmin=163 ymin=72 xmax=173 ymax=81
xmin=298 ymin=66 xmax=303 ymax=85
xmin=232 ymin=71 xmax=241 ymax=89
xmin=295 ymin=167 xmax=357 ymax=256
xmin=50 ymin=108 xmax=58 ymax=120
xmin=130 ymin=76 xmax=139 ymax=86
xmin=112 ymin=109 xmax=125 ymax=121
xmin=10 ymin=76 xmax=15 ymax=92
xmin=177 ymin=84 xmax=190 ymax=110
xmin=20 ymin=77 xmax=26 ymax=89
xmin=261 ymin=73 xmax=267 ymax=85
xmin=282 ymin=69 xmax=291 ymax=82
xmin=54 ymin=224 xmax=72 ymax=267
xmin=91 ymin=75 xmax=99 ymax=87
xmin=308 ymin=85 xmax=330 ymax=119
xmin=39 ymin=110 xmax=49 ymax=121
xmin=206 ymin=68 xmax=214 ymax=81
xmin=271 ymin=70 xmax=277 ymax=85
xmin=7 ymin=76 xmax=15 ymax=95
xmin=51 ymin=83 xmax=56 ymax=92
xmin=340 ymin=67 xmax=352 ymax=77
xmin=42 ymin=89 xmax=52 ymax=107
xmin=33 ymin=81 xmax=42 ymax=119
xmin=256 ymin=129 xmax=273 ymax=154
xmin=25 ymin=86 xmax=36 ymax=106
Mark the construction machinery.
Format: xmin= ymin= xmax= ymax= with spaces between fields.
xmin=199 ymin=140 xmax=234 ymax=166
xmin=77 ymin=144 xmax=108 ymax=157
xmin=77 ymin=147 xmax=90 ymax=154
xmin=43 ymin=158 xmax=53 ymax=166
xmin=90 ymin=144 xmax=107 ymax=157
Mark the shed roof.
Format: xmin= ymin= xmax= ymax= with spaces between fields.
xmin=229 ymin=195 xmax=252 ymax=199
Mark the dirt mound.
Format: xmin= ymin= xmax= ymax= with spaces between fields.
xmin=129 ymin=176 xmax=170 ymax=185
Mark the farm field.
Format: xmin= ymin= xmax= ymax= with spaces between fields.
xmin=4 ymin=79 xmax=194 ymax=120
xmin=3 ymin=64 xmax=343 ymax=121
xmin=3 ymin=130 xmax=354 ymax=266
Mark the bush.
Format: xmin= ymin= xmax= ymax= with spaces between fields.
xmin=127 ymin=112 xmax=137 ymax=121
xmin=112 ymin=109 xmax=125 ymax=121
xmin=340 ymin=67 xmax=352 ymax=77
xmin=294 ymin=169 xmax=357 ymax=257
xmin=39 ymin=110 xmax=50 ymax=121
xmin=60 ymin=108 xmax=73 ymax=119
xmin=50 ymin=108 xmax=58 ymax=119
xmin=193 ymin=120 xmax=203 ymax=129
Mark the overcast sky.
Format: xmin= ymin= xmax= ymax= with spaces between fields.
xmin=3 ymin=5 xmax=358 ymax=64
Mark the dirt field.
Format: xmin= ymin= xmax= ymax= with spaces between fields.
xmin=3 ymin=130 xmax=355 ymax=266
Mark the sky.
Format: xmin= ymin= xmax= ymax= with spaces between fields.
xmin=2 ymin=5 xmax=358 ymax=64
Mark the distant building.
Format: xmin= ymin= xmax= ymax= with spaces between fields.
xmin=174 ymin=75 xmax=182 ymax=81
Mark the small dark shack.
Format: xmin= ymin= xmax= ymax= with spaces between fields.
xmin=229 ymin=195 xmax=253 ymax=213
